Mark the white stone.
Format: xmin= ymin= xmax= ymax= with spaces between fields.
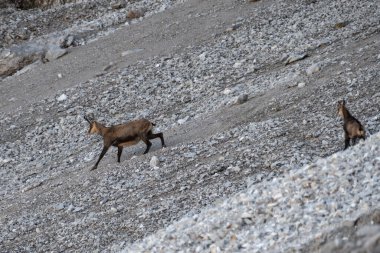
xmin=284 ymin=53 xmax=308 ymax=64
xmin=233 ymin=61 xmax=243 ymax=68
xmin=57 ymin=94 xmax=68 ymax=101
xmin=45 ymin=46 xmax=67 ymax=61
xmin=198 ymin=52 xmax=207 ymax=61
xmin=150 ymin=156 xmax=160 ymax=168
xmin=297 ymin=82 xmax=306 ymax=88
xmin=306 ymin=63 xmax=321 ymax=75
xmin=177 ymin=116 xmax=189 ymax=125
xmin=223 ymin=88 xmax=233 ymax=95
xmin=54 ymin=203 xmax=65 ymax=210
xmin=0 ymin=49 xmax=11 ymax=58
xmin=65 ymin=35 xmax=74 ymax=47
xmin=121 ymin=48 xmax=144 ymax=57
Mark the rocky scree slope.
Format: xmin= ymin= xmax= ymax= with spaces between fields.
xmin=0 ymin=0 xmax=184 ymax=77
xmin=121 ymin=132 xmax=380 ymax=253
xmin=0 ymin=0 xmax=380 ymax=252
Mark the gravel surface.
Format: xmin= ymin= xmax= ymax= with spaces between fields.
xmin=0 ymin=0 xmax=182 ymax=49
xmin=0 ymin=0 xmax=379 ymax=252
xmin=121 ymin=132 xmax=380 ymax=253
xmin=0 ymin=0 xmax=186 ymax=78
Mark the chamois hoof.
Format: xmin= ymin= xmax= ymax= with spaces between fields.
xmin=90 ymin=166 xmax=98 ymax=171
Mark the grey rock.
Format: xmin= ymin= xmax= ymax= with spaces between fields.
xmin=298 ymin=82 xmax=306 ymax=88
xmin=284 ymin=53 xmax=308 ymax=65
xmin=54 ymin=203 xmax=65 ymax=211
xmin=56 ymin=94 xmax=67 ymax=101
xmin=64 ymin=35 xmax=75 ymax=48
xmin=150 ymin=156 xmax=160 ymax=168
xmin=236 ymin=94 xmax=248 ymax=104
xmin=111 ymin=2 xmax=126 ymax=10
xmin=184 ymin=152 xmax=196 ymax=158
xmin=103 ymin=62 xmax=115 ymax=71
xmin=0 ymin=44 xmax=44 ymax=77
xmin=73 ymin=207 xmax=84 ymax=212
xmin=306 ymin=63 xmax=321 ymax=75
xmin=177 ymin=116 xmax=189 ymax=125
xmin=45 ymin=46 xmax=67 ymax=61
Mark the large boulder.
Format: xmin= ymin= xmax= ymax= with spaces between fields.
xmin=44 ymin=45 xmax=67 ymax=62
xmin=0 ymin=42 xmax=70 ymax=77
xmin=0 ymin=44 xmax=44 ymax=77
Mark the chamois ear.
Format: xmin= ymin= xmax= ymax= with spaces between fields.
xmin=84 ymin=113 xmax=95 ymax=124
xmin=338 ymin=100 xmax=345 ymax=106
xmin=84 ymin=115 xmax=92 ymax=124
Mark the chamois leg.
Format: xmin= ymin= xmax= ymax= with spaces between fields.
xmin=91 ymin=146 xmax=110 ymax=170
xmin=344 ymin=136 xmax=350 ymax=150
xmin=343 ymin=129 xmax=350 ymax=150
xmin=141 ymin=138 xmax=152 ymax=154
xmin=344 ymin=139 xmax=350 ymax=150
xmin=117 ymin=147 xmax=123 ymax=162
xmin=147 ymin=131 xmax=166 ymax=148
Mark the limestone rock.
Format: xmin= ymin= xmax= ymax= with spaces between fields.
xmin=44 ymin=46 xmax=67 ymax=62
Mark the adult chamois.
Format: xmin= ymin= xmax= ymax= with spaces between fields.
xmin=84 ymin=115 xmax=166 ymax=170
xmin=337 ymin=100 xmax=366 ymax=150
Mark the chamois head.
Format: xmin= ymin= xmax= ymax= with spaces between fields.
xmin=337 ymin=99 xmax=346 ymax=117
xmin=84 ymin=115 xmax=100 ymax=135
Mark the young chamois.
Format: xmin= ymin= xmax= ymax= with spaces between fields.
xmin=84 ymin=115 xmax=166 ymax=170
xmin=337 ymin=100 xmax=366 ymax=150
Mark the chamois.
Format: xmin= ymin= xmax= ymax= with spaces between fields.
xmin=337 ymin=100 xmax=365 ymax=150
xmin=84 ymin=115 xmax=166 ymax=170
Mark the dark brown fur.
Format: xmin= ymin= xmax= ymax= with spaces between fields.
xmin=85 ymin=116 xmax=166 ymax=170
xmin=337 ymin=100 xmax=365 ymax=150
